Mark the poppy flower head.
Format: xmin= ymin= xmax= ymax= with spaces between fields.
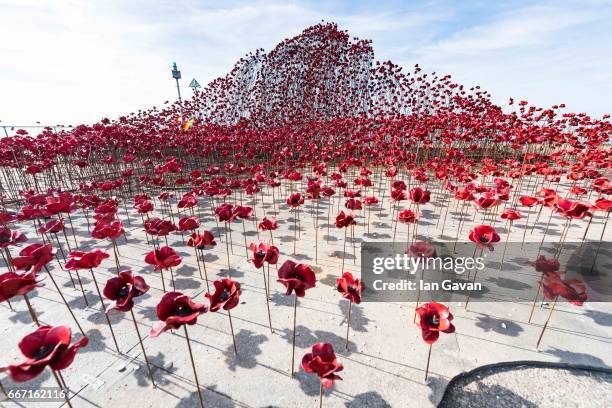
xmin=143 ymin=218 xmax=177 ymax=237
xmin=178 ymin=216 xmax=200 ymax=232
xmin=91 ymin=220 xmax=125 ymax=240
xmin=468 ymin=225 xmax=500 ymax=251
xmin=415 ymin=302 xmax=455 ymax=344
xmin=301 ymin=343 xmax=343 ymax=388
xmin=65 ymin=249 xmax=109 ymax=270
xmin=103 ymin=270 xmax=149 ymax=313
xmin=0 ymin=271 xmax=44 ymax=302
xmin=249 ymin=242 xmax=280 ymax=268
xmin=336 ymin=272 xmax=362 ymax=304
xmin=187 ymin=231 xmax=216 ymax=249
xmin=234 ymin=205 xmax=253 ymax=219
xmin=409 ymin=187 xmax=431 ymax=205
xmin=2 ymin=325 xmax=88 ymax=382
xmin=534 ymin=255 xmax=560 ymax=273
xmin=205 ymin=278 xmax=241 ymax=312
xmin=37 ymin=218 xmax=65 ymax=234
xmin=555 ymin=199 xmax=592 ymax=219
xmin=501 ymin=209 xmax=521 ymax=221
xmin=144 ymin=246 xmax=182 ymax=271
xmin=363 ymin=196 xmax=379 ymax=205
xmin=277 ymin=260 xmax=316 ymax=297
xmin=335 ymin=211 xmax=357 ymax=229
xmin=215 ymin=203 xmax=236 ymax=222
xmin=594 ymin=198 xmax=611 ymax=212
xmin=0 ymin=227 xmax=28 ymax=248
xmin=407 ymin=241 xmax=437 ymax=258
xmin=286 ymin=193 xmax=305 ymax=208
xmin=11 ymin=243 xmax=56 ymax=273
xmin=345 ymin=198 xmax=363 ymax=211
xmin=150 ymin=292 xmax=207 ymax=337
xmin=398 ymin=209 xmax=418 ymax=224
xmin=258 ymin=217 xmax=279 ymax=231
xmin=541 ymin=273 xmax=587 ymax=306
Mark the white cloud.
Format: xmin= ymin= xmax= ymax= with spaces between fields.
xmin=0 ymin=0 xmax=609 ymax=128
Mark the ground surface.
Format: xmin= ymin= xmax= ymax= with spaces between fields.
xmin=1 ymin=175 xmax=610 ymax=407
xmin=439 ymin=364 xmax=612 ymax=408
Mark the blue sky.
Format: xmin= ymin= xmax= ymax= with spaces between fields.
xmin=1 ymin=0 xmax=610 ymax=126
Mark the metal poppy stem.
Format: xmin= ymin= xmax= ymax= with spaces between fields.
xmin=344 ymin=300 xmax=352 ymax=351
xmin=224 ymin=223 xmax=232 ymax=278
xmin=227 ymin=309 xmax=238 ymax=355
xmin=111 ymin=239 xmax=121 ymax=271
xmin=23 ymin=293 xmax=40 ymax=326
xmin=74 ymin=270 xmax=89 ymax=307
xmin=89 ymin=269 xmax=121 ymax=354
xmin=536 ymin=296 xmax=558 ymax=348
xmin=44 ymin=266 xmax=85 ymax=336
xmin=262 ymin=266 xmax=273 ymax=333
xmin=499 ymin=221 xmax=512 ymax=271
xmin=129 ymin=309 xmax=156 ymax=388
xmin=293 ymin=209 xmax=298 ymax=255
xmin=291 ymin=294 xmax=298 ymax=377
xmin=341 ymin=227 xmax=347 ymax=273
xmin=183 ymin=326 xmax=205 ymax=408
xmin=465 ymin=248 xmax=484 ymax=311
xmin=159 ymin=269 xmax=167 ymax=293
xmin=424 ymin=343 xmax=433 ymax=381
xmin=51 ymin=369 xmax=72 ymax=408
xmin=319 ymin=383 xmax=324 ymax=408
xmin=527 ymin=277 xmax=542 ymax=323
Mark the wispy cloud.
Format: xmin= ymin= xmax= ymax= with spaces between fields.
xmin=0 ymin=0 xmax=609 ymax=126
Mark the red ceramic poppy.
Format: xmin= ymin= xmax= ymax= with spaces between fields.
xmin=1 ymin=325 xmax=88 ymax=382
xmin=363 ymin=196 xmax=379 ymax=205
xmin=103 ymin=270 xmax=150 ymax=312
xmin=178 ymin=216 xmax=200 ymax=232
xmin=11 ymin=243 xmax=56 ymax=273
xmin=91 ymin=220 xmax=125 ymax=240
xmin=409 ymin=187 xmax=431 ymax=205
xmin=407 ymin=241 xmax=437 ymax=258
xmin=249 ymin=242 xmax=280 ymax=268
xmin=205 ymin=278 xmax=241 ymax=311
xmin=519 ymin=196 xmax=540 ymax=207
xmin=286 ymin=193 xmax=305 ymax=208
xmin=187 ymin=231 xmax=217 ymax=249
xmin=336 ymin=272 xmax=362 ymax=304
xmin=0 ymin=271 xmax=43 ymax=302
xmin=234 ymin=205 xmax=253 ymax=219
xmin=594 ymin=198 xmax=611 ymax=212
xmin=277 ymin=260 xmax=316 ymax=297
xmin=468 ymin=225 xmax=500 ymax=251
xmin=144 ymin=246 xmax=182 ymax=271
xmin=501 ymin=209 xmax=521 ymax=221
xmin=37 ymin=218 xmax=65 ymax=234
xmin=301 ymin=343 xmax=343 ymax=388
xmin=398 ymin=209 xmax=418 ymax=224
xmin=215 ymin=203 xmax=236 ymax=222
xmin=345 ymin=198 xmax=363 ymax=211
xmin=473 ymin=193 xmax=499 ymax=210
xmin=258 ymin=217 xmax=279 ymax=231
xmin=144 ymin=218 xmax=177 ymax=236
xmin=415 ymin=302 xmax=455 ymax=344
xmin=0 ymin=227 xmax=27 ymax=247
xmin=65 ymin=249 xmax=109 ymax=270
xmin=555 ymin=199 xmax=592 ymax=219
xmin=335 ymin=211 xmax=357 ymax=228
xmin=136 ymin=200 xmax=155 ymax=214
xmin=541 ymin=272 xmax=587 ymax=306
xmin=534 ymin=255 xmax=560 ymax=273
xmin=150 ymin=292 xmax=207 ymax=337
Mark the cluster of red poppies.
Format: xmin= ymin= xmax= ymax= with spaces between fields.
xmin=0 ymin=21 xmax=609 ymax=407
